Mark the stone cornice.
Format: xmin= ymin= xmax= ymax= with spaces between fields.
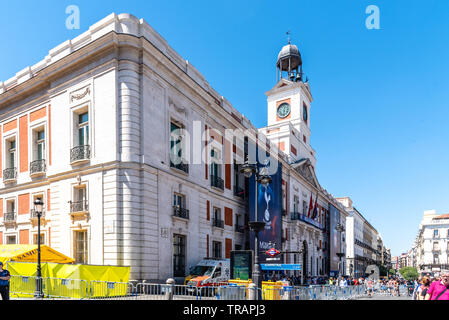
xmin=0 ymin=13 xmax=256 ymax=135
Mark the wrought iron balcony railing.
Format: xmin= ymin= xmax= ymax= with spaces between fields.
xmin=4 ymin=211 xmax=16 ymax=223
xmin=70 ymin=200 xmax=89 ymax=213
xmin=30 ymin=159 xmax=46 ymax=175
xmin=210 ymin=175 xmax=224 ymax=190
xmin=291 ymin=212 xmax=301 ymax=220
xmin=70 ymin=145 xmax=91 ymax=163
xmin=170 ymin=161 xmax=189 ymax=174
xmin=173 ymin=206 xmax=189 ymax=219
xmin=30 ymin=209 xmax=45 ymax=219
xmin=233 ymin=186 xmax=245 ymax=198
xmin=235 ymin=225 xmax=245 ymax=233
xmin=212 ymin=218 xmax=224 ymax=229
xmin=3 ymin=168 xmax=17 ymax=181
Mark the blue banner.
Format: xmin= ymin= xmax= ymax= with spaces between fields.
xmin=260 ymin=264 xmax=302 ymax=271
xmin=249 ymin=158 xmax=282 ymax=264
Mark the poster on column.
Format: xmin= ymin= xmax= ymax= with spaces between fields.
xmin=248 ymin=154 xmax=283 ymax=264
xmin=329 ymin=204 xmax=341 ymax=274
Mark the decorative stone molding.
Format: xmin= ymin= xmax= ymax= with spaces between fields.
xmin=70 ymin=86 xmax=91 ymax=103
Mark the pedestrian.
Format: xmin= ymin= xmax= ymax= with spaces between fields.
xmin=425 ymin=272 xmax=449 ymax=300
xmin=416 ymin=276 xmax=431 ymax=301
xmin=0 ymin=262 xmax=11 ymax=300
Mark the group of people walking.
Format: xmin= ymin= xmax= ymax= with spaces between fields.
xmin=412 ymin=272 xmax=449 ymax=301
xmin=264 ymin=271 xmax=449 ymax=300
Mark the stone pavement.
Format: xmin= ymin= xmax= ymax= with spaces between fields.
xmin=358 ymin=294 xmax=413 ymax=300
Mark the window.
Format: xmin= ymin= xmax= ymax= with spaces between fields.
xmin=74 ymin=230 xmax=88 ymax=264
xmin=210 ymin=149 xmax=222 ymax=180
xmin=173 ymin=234 xmax=186 ymax=277
xmin=213 ymin=207 xmax=223 ymax=228
xmin=170 ymin=121 xmax=184 ymax=166
xmin=6 ymin=235 xmax=16 ymax=244
xmin=173 ymin=193 xmax=185 ymax=208
xmin=212 ymin=241 xmax=222 ymax=259
xmin=293 ymin=195 xmax=299 ymax=213
xmin=6 ymin=199 xmax=15 ymax=214
xmin=33 ymin=233 xmax=45 ymax=245
xmin=173 ymin=193 xmax=188 ymax=219
xmin=433 ymin=242 xmax=439 ymax=251
xmin=5 ymin=199 xmax=16 ymax=222
xmin=433 ymin=254 xmax=439 ymax=265
xmin=303 ymin=200 xmax=308 ymax=215
xmin=434 ymin=229 xmax=439 ymax=238
xmin=72 ymin=185 xmax=88 ymax=212
xmin=7 ymin=139 xmax=16 ymax=169
xmin=78 ymin=112 xmax=89 ymax=146
xmin=33 ymin=129 xmax=45 ymax=160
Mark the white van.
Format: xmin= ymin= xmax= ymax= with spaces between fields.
xmin=185 ymin=258 xmax=230 ymax=287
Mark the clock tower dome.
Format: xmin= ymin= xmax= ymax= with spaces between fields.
xmin=260 ymin=40 xmax=316 ymax=167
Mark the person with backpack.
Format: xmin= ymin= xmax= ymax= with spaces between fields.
xmin=425 ymin=272 xmax=449 ymax=300
xmin=416 ymin=276 xmax=431 ymax=300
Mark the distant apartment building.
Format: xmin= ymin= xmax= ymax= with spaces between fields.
xmin=415 ymin=210 xmax=449 ymax=276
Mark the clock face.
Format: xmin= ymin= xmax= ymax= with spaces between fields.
xmin=303 ymin=104 xmax=308 ymax=122
xmin=277 ymin=103 xmax=291 ymax=119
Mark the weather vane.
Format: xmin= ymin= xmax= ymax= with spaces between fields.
xmin=286 ymin=30 xmax=291 ymax=44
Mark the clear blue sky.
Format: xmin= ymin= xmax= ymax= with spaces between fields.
xmin=1 ymin=0 xmax=448 ymax=256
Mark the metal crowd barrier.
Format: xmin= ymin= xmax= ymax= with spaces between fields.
xmin=9 ymin=276 xmax=376 ymax=301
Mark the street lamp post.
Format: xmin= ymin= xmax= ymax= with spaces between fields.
xmin=240 ymin=157 xmax=272 ymax=300
xmin=33 ymin=198 xmax=44 ymax=299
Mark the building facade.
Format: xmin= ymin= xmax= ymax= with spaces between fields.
xmin=0 ymin=13 xmax=387 ymax=283
xmin=415 ymin=210 xmax=449 ymax=276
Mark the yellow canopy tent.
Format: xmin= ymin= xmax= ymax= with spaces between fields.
xmin=0 ymin=245 xmax=74 ymax=264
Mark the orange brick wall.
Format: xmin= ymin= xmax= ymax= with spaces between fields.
xmin=0 ymin=232 xmax=3 ymax=244
xmin=18 ymin=193 xmax=30 ymax=215
xmin=224 ymin=207 xmax=233 ymax=226
xmin=19 ymin=115 xmax=28 ymax=173
xmin=225 ymin=238 xmax=232 ymax=259
xmin=30 ymin=107 xmax=47 ymax=122
xmin=19 ymin=229 xmax=29 ymax=244
xmin=48 ymin=105 xmax=52 ymax=166
xmin=47 ymin=189 xmax=51 ymax=211
xmin=3 ymin=119 xmax=17 ymax=132
xmin=0 ymin=128 xmax=2 ymax=178
xmin=0 ymin=199 xmax=3 ymax=218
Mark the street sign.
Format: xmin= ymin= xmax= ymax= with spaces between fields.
xmin=266 ymin=248 xmax=280 ymax=257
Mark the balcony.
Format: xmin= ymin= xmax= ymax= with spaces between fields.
xmin=30 ymin=159 xmax=46 ymax=177
xmin=3 ymin=168 xmax=17 ymax=183
xmin=170 ymin=161 xmax=189 ymax=174
xmin=235 ymin=225 xmax=245 ymax=233
xmin=233 ymin=186 xmax=245 ymax=198
xmin=173 ymin=206 xmax=189 ymax=220
xmin=210 ymin=175 xmax=224 ymax=191
xmin=69 ymin=200 xmax=89 ymax=222
xmin=30 ymin=209 xmax=46 ymax=226
xmin=4 ymin=212 xmax=16 ymax=226
xmin=212 ymin=218 xmax=224 ymax=229
xmin=70 ymin=145 xmax=91 ymax=165
xmin=291 ymin=212 xmax=300 ymax=221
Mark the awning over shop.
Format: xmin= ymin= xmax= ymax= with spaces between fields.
xmin=0 ymin=245 xmax=74 ymax=264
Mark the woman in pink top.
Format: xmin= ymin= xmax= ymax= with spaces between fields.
xmin=425 ymin=273 xmax=449 ymax=300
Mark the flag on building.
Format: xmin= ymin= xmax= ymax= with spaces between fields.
xmin=312 ymin=194 xmax=318 ymax=219
xmin=307 ymin=194 xmax=313 ymax=217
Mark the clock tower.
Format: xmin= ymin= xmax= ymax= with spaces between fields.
xmin=260 ymin=40 xmax=316 ymax=167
